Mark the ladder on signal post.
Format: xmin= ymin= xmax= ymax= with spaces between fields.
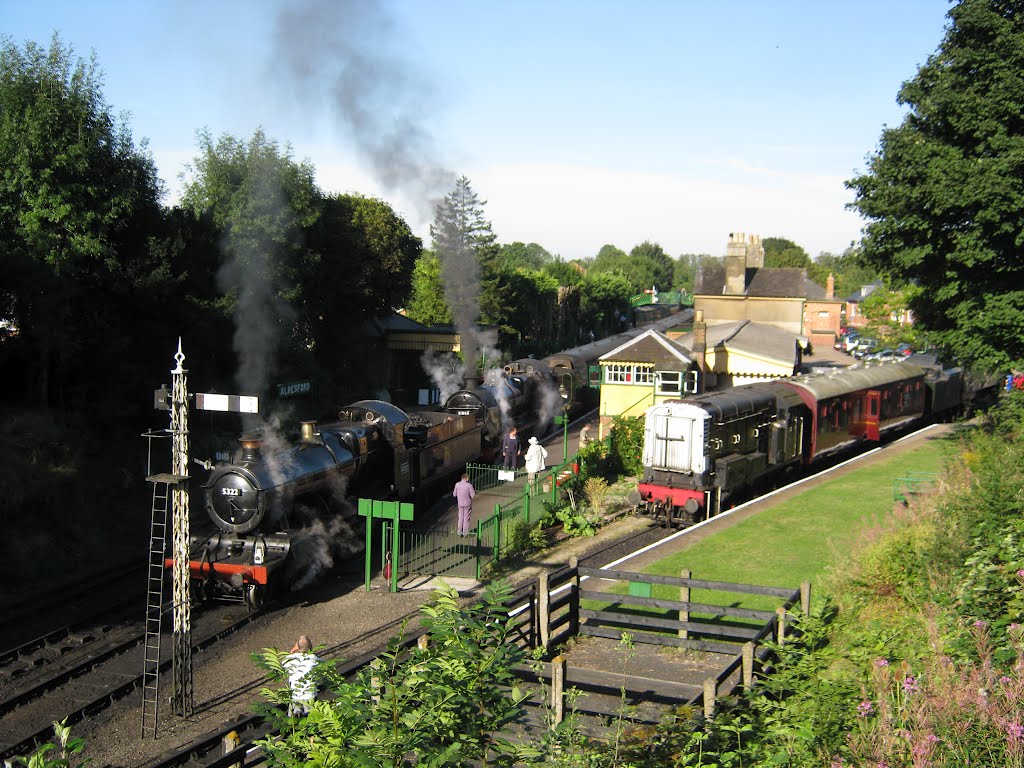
xmin=141 ymin=473 xmax=182 ymax=739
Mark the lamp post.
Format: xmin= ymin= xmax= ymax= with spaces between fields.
xmin=557 ymin=376 xmax=573 ymax=462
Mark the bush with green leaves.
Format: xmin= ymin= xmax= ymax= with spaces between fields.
xmin=11 ymin=719 xmax=88 ymax=768
xmin=252 ymin=581 xmax=535 ymax=767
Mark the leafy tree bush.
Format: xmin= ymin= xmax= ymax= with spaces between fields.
xmin=252 ymin=582 xmax=534 ymax=767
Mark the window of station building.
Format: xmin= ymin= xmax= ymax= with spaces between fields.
xmin=605 ymin=364 xmax=633 ymax=384
xmin=656 ymin=371 xmax=681 ymax=395
xmin=605 ymin=364 xmax=653 ymax=385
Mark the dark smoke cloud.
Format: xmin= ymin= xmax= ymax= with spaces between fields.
xmin=272 ymin=0 xmax=454 ymax=218
xmin=270 ymin=1 xmax=502 ymax=394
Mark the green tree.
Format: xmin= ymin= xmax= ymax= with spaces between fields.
xmin=763 ymin=237 xmax=812 ymax=269
xmin=0 ymin=34 xmax=168 ymax=408
xmin=430 ymin=175 xmax=498 ymax=368
xmin=588 ymin=241 xmax=675 ymax=294
xmin=816 ymin=247 xmax=882 ymax=302
xmin=627 ymin=240 xmax=676 ymax=292
xmin=847 ymin=0 xmax=1024 ymax=371
xmin=181 ymin=128 xmax=322 ymax=398
xmin=579 ymin=271 xmax=633 ymax=337
xmin=495 ymin=241 xmax=553 ymax=271
xmin=405 ymin=251 xmax=451 ymax=326
xmin=304 ymin=193 xmax=421 ymax=388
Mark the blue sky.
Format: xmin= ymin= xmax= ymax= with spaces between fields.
xmin=5 ymin=1 xmax=953 ymax=261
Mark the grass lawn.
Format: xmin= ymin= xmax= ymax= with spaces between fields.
xmin=608 ymin=427 xmax=965 ymax=614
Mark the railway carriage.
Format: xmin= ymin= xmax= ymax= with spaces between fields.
xmin=638 ymin=360 xmax=943 ymax=523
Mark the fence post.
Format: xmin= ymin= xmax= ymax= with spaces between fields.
xmin=475 ymin=518 xmax=483 ymax=580
xmin=800 ymin=581 xmax=811 ymax=616
xmin=494 ymin=510 xmax=502 ymax=558
xmin=222 ymin=730 xmax=241 ymax=768
xmin=551 ymin=655 xmax=566 ymax=727
xmin=678 ymin=568 xmax=691 ymax=640
xmin=775 ymin=606 xmax=787 ymax=646
xmin=525 ymin=489 xmax=530 ymax=524
xmin=538 ymin=571 xmax=551 ymax=649
xmin=742 ymin=642 xmax=754 ymax=689
xmin=568 ymin=556 xmax=580 ymax=636
xmin=702 ymin=678 xmax=716 ymax=719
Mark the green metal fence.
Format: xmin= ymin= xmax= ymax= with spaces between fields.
xmin=893 ymin=471 xmax=939 ymax=504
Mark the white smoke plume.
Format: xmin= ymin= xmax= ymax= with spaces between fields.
xmin=420 ymin=351 xmax=464 ymax=404
xmin=286 ymin=515 xmax=363 ymax=591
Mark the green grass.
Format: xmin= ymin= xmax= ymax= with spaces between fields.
xmin=630 ymin=428 xmax=963 ymax=612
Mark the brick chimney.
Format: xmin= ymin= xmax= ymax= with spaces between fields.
xmin=724 ymin=232 xmax=747 ymax=295
xmin=692 ymin=309 xmax=706 ymax=394
xmin=826 ymin=273 xmax=835 ymax=300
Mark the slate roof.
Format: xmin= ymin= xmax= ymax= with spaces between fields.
xmin=694 ymin=264 xmax=828 ymax=300
xmin=362 ymin=312 xmax=457 ymax=338
xmin=845 ymin=281 xmax=883 ymax=303
xmin=673 ymin=320 xmax=804 ymax=365
xmin=599 ymin=329 xmax=693 ymax=365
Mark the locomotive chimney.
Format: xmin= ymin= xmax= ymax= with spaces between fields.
xmin=463 ymin=374 xmax=480 ymax=390
xmin=239 ymin=433 xmax=263 ymax=463
xmin=300 ymin=421 xmax=317 ymax=443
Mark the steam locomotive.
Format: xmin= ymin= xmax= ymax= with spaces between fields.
xmin=442 ymin=311 xmax=691 ymax=446
xmin=638 ymin=353 xmax=1002 ymax=526
xmin=188 ymin=401 xmax=481 ymax=607
xmin=185 ymin=310 xmax=692 ymax=606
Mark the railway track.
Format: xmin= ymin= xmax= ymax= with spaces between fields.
xmin=0 ymin=602 xmax=257 ymax=761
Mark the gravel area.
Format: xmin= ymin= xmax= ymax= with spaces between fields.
xmin=70 ymin=517 xmax=655 ymax=768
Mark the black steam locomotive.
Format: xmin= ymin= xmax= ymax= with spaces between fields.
xmin=189 ymin=401 xmax=481 ymax=607
xmin=638 ymin=353 xmax=1002 ymax=526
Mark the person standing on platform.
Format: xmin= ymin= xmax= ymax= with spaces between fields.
xmin=524 ymin=436 xmax=548 ymax=489
xmin=578 ymin=422 xmax=593 ymax=449
xmin=501 ymin=427 xmax=520 ymax=470
xmin=453 ymin=472 xmax=476 ymax=536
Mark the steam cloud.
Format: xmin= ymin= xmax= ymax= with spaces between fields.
xmin=272 ymin=0 xmax=453 ymax=219
xmin=271 ymin=0 xmax=498 ymax=390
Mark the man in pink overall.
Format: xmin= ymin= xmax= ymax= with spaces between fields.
xmin=453 ymin=473 xmax=476 ymax=536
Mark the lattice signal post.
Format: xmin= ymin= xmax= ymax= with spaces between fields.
xmin=146 ymin=341 xmax=259 ymax=734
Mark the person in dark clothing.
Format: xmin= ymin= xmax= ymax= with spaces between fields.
xmin=501 ymin=428 xmax=520 ymax=470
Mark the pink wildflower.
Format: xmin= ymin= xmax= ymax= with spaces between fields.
xmin=874 ymin=658 xmax=889 ymax=667
xmin=857 ymin=700 xmax=874 ymax=717
xmin=902 ymin=675 xmax=919 ymax=694
xmin=1008 ymin=722 xmax=1024 ymax=745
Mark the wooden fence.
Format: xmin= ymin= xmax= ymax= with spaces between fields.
xmin=207 ymin=559 xmax=809 ymax=765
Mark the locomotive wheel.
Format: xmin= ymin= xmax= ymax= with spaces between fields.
xmin=244 ymin=583 xmax=265 ymax=611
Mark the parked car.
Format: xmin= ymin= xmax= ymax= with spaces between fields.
xmin=863 ymin=348 xmax=898 ymax=363
xmin=895 ymin=342 xmax=914 ymax=357
xmin=838 ymin=332 xmax=862 ymax=352
xmin=852 ymin=339 xmax=880 ymax=359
